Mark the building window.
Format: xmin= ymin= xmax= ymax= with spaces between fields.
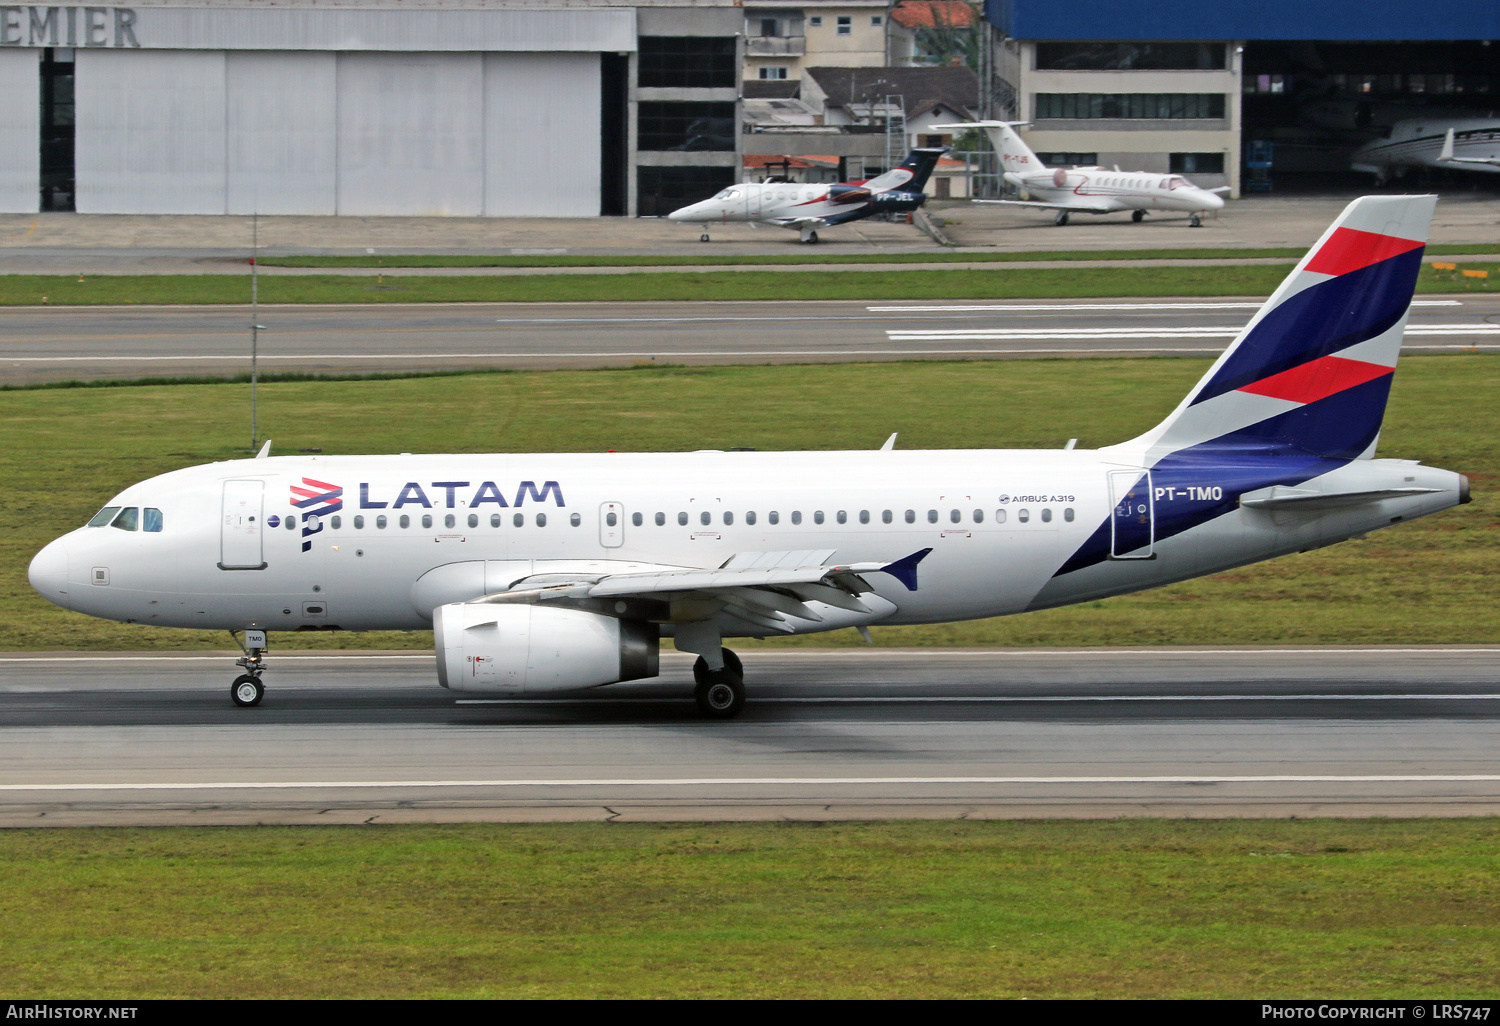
xmin=1170 ymin=152 xmax=1226 ymax=174
xmin=759 ymin=66 xmax=789 ymax=80
xmin=809 ymin=16 xmax=822 ymax=27
xmin=1037 ymin=152 xmax=1098 ymax=167
xmin=637 ymin=36 xmax=736 ymax=89
xmin=1036 ymin=42 xmax=1225 ymax=71
xmin=871 ymin=15 xmax=883 ymax=25
xmin=837 ymin=16 xmax=851 ymax=34
xmin=638 ymin=102 xmax=736 ymax=151
xmin=1034 ymin=94 xmax=1226 ymax=120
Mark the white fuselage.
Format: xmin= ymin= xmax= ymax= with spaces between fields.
xmin=29 ymin=447 xmax=1464 ymax=638
xmin=1005 ymin=167 xmax=1226 ymax=214
xmin=1351 ymin=118 xmax=1500 ymax=176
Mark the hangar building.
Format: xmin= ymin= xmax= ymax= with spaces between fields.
xmin=983 ymin=0 xmax=1500 ymax=196
xmin=0 ymin=0 xmax=743 ymax=217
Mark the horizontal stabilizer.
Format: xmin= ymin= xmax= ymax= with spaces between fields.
xmin=1240 ymin=485 xmax=1442 ymax=510
xmin=974 ymin=199 xmax=1114 ymax=215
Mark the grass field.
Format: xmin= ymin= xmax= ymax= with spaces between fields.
xmin=2 ymin=819 xmax=1497 ymax=998
xmin=259 ymin=242 xmax=1500 ymax=268
xmin=2 ymin=356 xmax=1494 ymax=651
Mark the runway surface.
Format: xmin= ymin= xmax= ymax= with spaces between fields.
xmin=3 ymin=648 xmax=1498 ymax=826
xmin=3 ymin=296 xmax=1498 ymax=383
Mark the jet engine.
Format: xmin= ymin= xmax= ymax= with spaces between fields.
xmin=434 ymin=603 xmax=658 ymax=694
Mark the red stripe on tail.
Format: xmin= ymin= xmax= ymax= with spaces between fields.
xmin=1237 ymin=355 xmax=1392 ymax=405
xmin=1304 ymin=227 xmax=1424 ymax=277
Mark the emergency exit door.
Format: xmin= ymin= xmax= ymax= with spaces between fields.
xmin=220 ymin=479 xmax=267 ymax=569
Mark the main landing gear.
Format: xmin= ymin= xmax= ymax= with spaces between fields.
xmin=229 ymin=629 xmax=267 ymax=707
xmin=1132 ymin=209 xmax=1146 ymax=223
xmin=799 ymin=229 xmax=820 ymax=244
xmin=1054 ymin=211 xmax=1069 ymax=226
xmin=693 ymin=647 xmax=745 ymax=719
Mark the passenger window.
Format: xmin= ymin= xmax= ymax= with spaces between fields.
xmin=950 ymin=509 xmax=961 ymax=524
xmin=399 ymin=515 xmax=410 ymax=529
xmin=814 ymin=511 xmax=824 ymax=525
xmin=606 ymin=512 xmax=617 ymax=527
xmin=927 ymin=509 xmax=938 ymax=524
xmin=491 ymin=514 xmax=502 ymax=528
xmin=859 ymin=510 xmax=870 ymax=524
xmin=445 ymin=514 xmax=456 ymax=529
xmin=700 ymin=511 xmax=711 ymax=526
xmin=421 ymin=515 xmax=433 ymax=529
xmin=724 ymin=511 xmax=734 ymax=526
xmin=514 ymin=513 xmax=525 ymax=528
xmin=110 ymin=507 xmax=138 ymax=531
xmin=632 ymin=512 xmax=643 ymax=527
xmin=883 ymin=510 xmax=892 ymax=524
xmin=88 ymin=506 xmax=121 ymax=527
xmin=905 ymin=509 xmax=915 ymax=524
xmin=1018 ymin=509 xmax=1030 ymax=523
xmin=1065 ymin=507 xmax=1075 ymax=522
xmin=376 ymin=515 xmax=388 ymax=529
xmin=144 ymin=508 xmax=164 ymax=532
xmin=536 ymin=513 xmax=547 ymax=527
xmin=678 ymin=512 xmax=688 ymax=526
xmin=769 ymin=511 xmax=779 ymax=525
xmin=287 ymin=517 xmax=296 ymax=531
xmin=353 ymin=515 xmax=365 ymax=529
xmin=836 ymin=511 xmax=847 ymax=525
xmin=1041 ymin=509 xmax=1053 ymax=523
xmin=570 ymin=513 xmax=581 ymax=527
xmin=655 ymin=512 xmax=666 ymax=526
xmin=467 ymin=513 xmax=478 ymax=529
xmin=791 ymin=511 xmax=802 ymax=525
xmin=995 ymin=509 xmax=1006 ymax=524
xmin=972 ymin=509 xmax=983 ymax=523
xmin=746 ymin=511 xmax=757 ymax=525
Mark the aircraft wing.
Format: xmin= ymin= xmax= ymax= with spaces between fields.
xmin=1439 ymin=128 xmax=1500 ymax=167
xmin=480 ymin=548 xmax=932 ymax=633
xmin=767 ymin=216 xmax=831 ymax=230
xmin=974 ymin=199 xmax=1116 ymax=215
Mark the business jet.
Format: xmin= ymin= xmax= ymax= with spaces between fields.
xmin=933 ymin=120 xmax=1228 ymax=226
xmin=29 ymin=195 xmax=1468 ymax=719
xmin=1351 ymin=116 xmax=1500 ymax=180
xmin=666 ymin=148 xmax=946 ymax=244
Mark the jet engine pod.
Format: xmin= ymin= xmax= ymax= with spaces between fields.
xmin=433 ymin=602 xmax=658 ymax=694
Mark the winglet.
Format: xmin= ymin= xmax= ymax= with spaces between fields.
xmin=879 ymin=547 xmax=932 ymax=592
xmin=880 ymin=432 xmax=897 ymax=451
xmin=1440 ymin=128 xmax=1456 ymax=162
xmin=255 ymin=439 xmax=272 ymax=459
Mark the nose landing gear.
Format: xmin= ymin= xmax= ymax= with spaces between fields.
xmin=1189 ymin=213 xmax=1203 ymax=228
xmin=700 ymin=232 xmax=710 ymax=242
xmin=229 ymin=629 xmax=267 ymax=707
xmin=1132 ymin=209 xmax=1146 ymax=223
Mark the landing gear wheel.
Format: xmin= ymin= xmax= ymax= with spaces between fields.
xmin=1054 ymin=211 xmax=1069 ymax=226
xmin=700 ymin=233 xmax=710 ymax=242
xmin=802 ymin=230 xmax=819 ymax=245
xmin=1189 ymin=213 xmax=1202 ymax=228
xmin=1132 ymin=209 xmax=1146 ymax=223
xmin=692 ymin=649 xmax=745 ymax=719
xmin=231 ymin=674 xmax=264 ymax=707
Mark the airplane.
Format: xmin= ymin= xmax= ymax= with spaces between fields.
xmin=666 ymin=148 xmax=947 ymax=244
xmin=28 ymin=195 xmax=1468 ymax=720
xmin=1351 ymin=116 xmax=1500 ymax=180
xmin=932 ymin=120 xmax=1228 ymax=226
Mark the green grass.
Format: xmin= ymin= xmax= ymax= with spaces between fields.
xmin=2 ymin=819 xmax=1497 ymax=998
xmin=3 ymin=356 xmax=1495 ymax=652
xmin=259 ymin=242 xmax=1500 ymax=268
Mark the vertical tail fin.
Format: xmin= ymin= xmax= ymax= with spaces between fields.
xmin=931 ymin=120 xmax=1048 ymax=173
xmin=1126 ymin=194 xmax=1436 ymax=464
xmin=864 ymin=148 xmax=947 ymax=193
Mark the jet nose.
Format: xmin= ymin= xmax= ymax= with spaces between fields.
xmin=28 ymin=537 xmax=71 ymax=611
xmin=1203 ymin=190 xmax=1226 ymax=209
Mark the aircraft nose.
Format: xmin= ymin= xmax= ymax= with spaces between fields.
xmin=28 ymin=537 xmax=71 ymax=610
xmin=1203 ymin=191 xmax=1226 ymax=209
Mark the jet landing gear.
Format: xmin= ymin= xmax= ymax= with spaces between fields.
xmin=700 ymin=232 xmax=710 ymax=242
xmin=693 ymin=647 xmax=745 ymax=719
xmin=229 ymin=629 xmax=267 ymax=707
xmin=1132 ymin=209 xmax=1146 ymax=223
xmin=1054 ymin=211 xmax=1069 ymax=226
xmin=1189 ymin=213 xmax=1203 ymax=228
xmin=799 ymin=229 xmax=820 ymax=244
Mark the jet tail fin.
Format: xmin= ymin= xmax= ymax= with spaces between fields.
xmin=1124 ymin=194 xmax=1436 ymax=465
xmin=864 ymin=148 xmax=948 ymax=193
xmin=931 ymin=120 xmax=1045 ymax=173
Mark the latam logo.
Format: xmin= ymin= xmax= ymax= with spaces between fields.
xmin=291 ymin=477 xmax=343 ymax=553
xmin=357 ymin=480 xmax=565 ymax=510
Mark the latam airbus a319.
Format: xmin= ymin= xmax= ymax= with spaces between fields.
xmin=29 ymin=195 xmax=1467 ymax=718
xmin=666 ymin=148 xmax=946 ymax=244
xmin=935 ymin=120 xmax=1228 ymax=226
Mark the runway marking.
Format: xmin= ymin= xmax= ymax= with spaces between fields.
xmin=869 ymin=300 xmax=1464 ymax=312
xmin=455 ymin=694 xmax=1500 ymax=705
xmin=888 ymin=326 xmax=1499 ymax=342
xmin=4 ymin=774 xmax=1500 ymax=792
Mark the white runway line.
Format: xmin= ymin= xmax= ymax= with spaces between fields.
xmin=455 ymin=693 xmax=1500 ymax=705
xmin=869 ymin=300 xmax=1464 ymax=312
xmin=5 ymin=774 xmax=1500 ymax=792
xmin=887 ymin=325 xmax=1500 ymax=342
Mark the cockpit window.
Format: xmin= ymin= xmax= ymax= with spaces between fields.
xmin=88 ymin=506 xmax=121 ymax=527
xmin=713 ymin=188 xmax=742 ymax=200
xmin=143 ymin=508 xmax=163 ymax=533
xmin=110 ymin=507 xmax=139 ymax=531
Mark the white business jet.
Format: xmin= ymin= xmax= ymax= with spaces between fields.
xmin=1351 ymin=117 xmax=1500 ymax=180
xmin=29 ymin=195 xmax=1467 ymax=719
xmin=933 ymin=120 xmax=1228 ymax=226
xmin=666 ymin=148 xmax=947 ymax=244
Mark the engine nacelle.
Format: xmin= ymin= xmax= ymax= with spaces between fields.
xmin=434 ymin=603 xmax=658 ymax=694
